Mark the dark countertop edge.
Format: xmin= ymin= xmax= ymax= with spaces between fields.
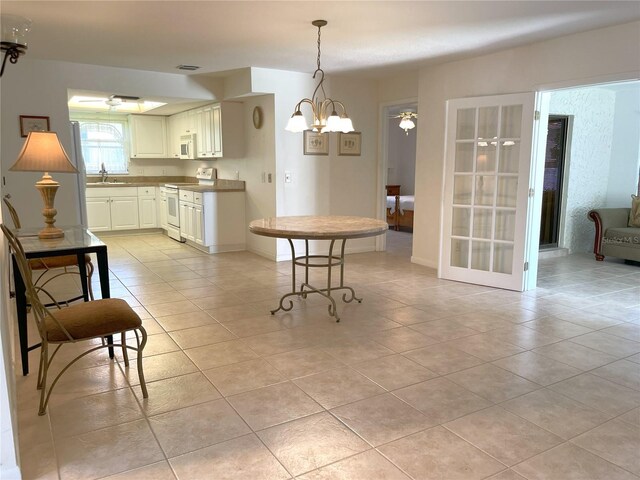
xmin=86 ymin=183 xmax=245 ymax=192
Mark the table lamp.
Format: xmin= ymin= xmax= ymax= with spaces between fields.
xmin=9 ymin=131 xmax=78 ymax=239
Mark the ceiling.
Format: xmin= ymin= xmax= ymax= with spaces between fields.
xmin=3 ymin=1 xmax=640 ymax=78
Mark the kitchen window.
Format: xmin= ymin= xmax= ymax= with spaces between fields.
xmin=76 ymin=118 xmax=129 ymax=174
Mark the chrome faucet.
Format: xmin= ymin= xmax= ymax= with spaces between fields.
xmin=98 ymin=163 xmax=108 ymax=183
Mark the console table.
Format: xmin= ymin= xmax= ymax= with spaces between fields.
xmin=249 ymin=215 xmax=387 ymax=322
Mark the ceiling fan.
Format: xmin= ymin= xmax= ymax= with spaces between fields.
xmin=78 ymin=94 xmax=141 ymax=108
xmin=391 ymin=111 xmax=418 ymax=135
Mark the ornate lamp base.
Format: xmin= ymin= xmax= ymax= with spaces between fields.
xmin=35 ymin=173 xmax=64 ymax=239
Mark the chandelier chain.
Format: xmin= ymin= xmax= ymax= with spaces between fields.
xmin=316 ymin=23 xmax=322 ymax=71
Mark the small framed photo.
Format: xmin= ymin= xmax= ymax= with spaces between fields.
xmin=338 ymin=132 xmax=361 ymax=156
xmin=20 ymin=115 xmax=50 ymax=137
xmin=303 ymin=130 xmax=329 ymax=155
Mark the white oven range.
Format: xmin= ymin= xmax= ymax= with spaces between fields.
xmin=163 ymin=167 xmax=216 ymax=241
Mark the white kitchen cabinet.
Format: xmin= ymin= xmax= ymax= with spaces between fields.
xmin=167 ymin=111 xmax=195 ymax=159
xmin=86 ymin=197 xmax=111 ymax=231
xmin=137 ymin=186 xmax=157 ymax=229
xmin=86 ymin=187 xmax=146 ymax=232
xmin=129 ymin=115 xmax=168 ymax=158
xmin=158 ymin=187 xmax=167 ymax=230
xmin=194 ymin=102 xmax=243 ymax=159
xmin=111 ymin=197 xmax=139 ymax=230
xmin=179 ymin=189 xmax=245 ymax=252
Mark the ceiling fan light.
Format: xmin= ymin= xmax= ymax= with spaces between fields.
xmin=285 ymin=111 xmax=308 ymax=132
xmin=399 ymin=118 xmax=415 ymax=131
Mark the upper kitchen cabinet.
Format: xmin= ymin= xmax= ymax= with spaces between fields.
xmin=193 ymin=102 xmax=244 ymax=159
xmin=129 ymin=115 xmax=168 ymax=158
xmin=168 ymin=110 xmax=198 ymax=158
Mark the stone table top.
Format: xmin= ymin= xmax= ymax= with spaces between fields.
xmin=249 ymin=215 xmax=388 ymax=240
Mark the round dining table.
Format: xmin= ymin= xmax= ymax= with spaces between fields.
xmin=249 ymin=215 xmax=388 ymax=322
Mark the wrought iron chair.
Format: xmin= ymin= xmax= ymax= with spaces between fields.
xmin=1 ymin=224 xmax=148 ymax=415
xmin=3 ymin=197 xmax=94 ymax=304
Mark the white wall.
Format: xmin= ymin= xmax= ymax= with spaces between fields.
xmin=607 ymin=85 xmax=640 ymax=205
xmin=387 ymin=117 xmax=417 ymax=195
xmin=549 ymin=87 xmax=615 ymax=253
xmin=414 ymin=21 xmax=640 ymax=268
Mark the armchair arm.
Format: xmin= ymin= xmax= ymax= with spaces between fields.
xmin=588 ymin=208 xmax=631 ymax=260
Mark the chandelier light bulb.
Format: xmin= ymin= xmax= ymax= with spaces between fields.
xmin=285 ymin=111 xmax=308 ymax=132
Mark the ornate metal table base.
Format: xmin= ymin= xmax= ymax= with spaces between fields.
xmin=271 ymin=238 xmax=361 ymax=322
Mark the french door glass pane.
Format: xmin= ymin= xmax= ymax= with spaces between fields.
xmin=451 ymin=239 xmax=469 ymax=267
xmin=493 ymin=243 xmax=514 ymax=274
xmin=455 ymin=143 xmax=475 ymax=172
xmin=500 ymin=105 xmax=523 ymax=138
xmin=499 ymin=141 xmax=520 ymax=173
xmin=473 ymin=208 xmax=493 ymax=239
xmin=452 ymin=207 xmax=471 ymax=236
xmin=456 ymin=109 xmax=476 ymax=139
xmin=475 ymin=176 xmax=495 ymax=206
xmin=495 ymin=210 xmax=516 ymax=241
xmin=497 ymin=177 xmax=518 ymax=207
xmin=454 ymin=176 xmax=473 ymax=205
xmin=471 ymin=241 xmax=491 ymax=271
xmin=478 ymin=107 xmax=499 ymax=139
xmin=477 ymin=144 xmax=496 ymax=172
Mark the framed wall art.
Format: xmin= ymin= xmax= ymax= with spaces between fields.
xmin=303 ymin=130 xmax=329 ymax=155
xmin=20 ymin=115 xmax=50 ymax=137
xmin=338 ymin=132 xmax=361 ymax=156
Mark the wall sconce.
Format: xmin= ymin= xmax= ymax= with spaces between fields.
xmin=0 ymin=15 xmax=31 ymax=77
xmin=9 ymin=132 xmax=78 ymax=239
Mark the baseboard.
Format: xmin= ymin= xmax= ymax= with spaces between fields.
xmin=410 ymin=255 xmax=438 ymax=269
xmin=538 ymin=248 xmax=569 ymax=259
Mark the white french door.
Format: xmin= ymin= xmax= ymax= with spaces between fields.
xmin=440 ymin=92 xmax=537 ymax=291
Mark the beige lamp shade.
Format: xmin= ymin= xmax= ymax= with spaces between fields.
xmin=10 ymin=131 xmax=78 ymax=173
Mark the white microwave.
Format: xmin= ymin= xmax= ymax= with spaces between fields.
xmin=180 ymin=133 xmax=196 ymax=159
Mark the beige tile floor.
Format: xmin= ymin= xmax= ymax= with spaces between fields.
xmin=12 ymin=231 xmax=640 ymax=480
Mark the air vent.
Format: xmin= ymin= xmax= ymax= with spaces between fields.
xmin=177 ymin=65 xmax=201 ymax=71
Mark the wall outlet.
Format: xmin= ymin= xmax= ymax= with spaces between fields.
xmin=261 ymin=172 xmax=266 ymax=183
xmin=284 ymin=171 xmax=292 ymax=183
xmin=268 ymin=173 xmax=272 ymax=183
xmin=161 ymin=169 xmax=166 ymax=175
xmin=234 ymin=171 xmax=240 ymax=180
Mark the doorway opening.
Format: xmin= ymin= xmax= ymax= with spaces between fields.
xmin=539 ymin=115 xmax=569 ymax=249
xmin=378 ymin=100 xmax=417 ymax=257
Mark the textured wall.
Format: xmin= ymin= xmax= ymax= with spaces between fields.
xmin=549 ymin=87 xmax=615 ymax=253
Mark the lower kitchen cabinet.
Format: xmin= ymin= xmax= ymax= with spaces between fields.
xmin=179 ymin=190 xmax=245 ymax=252
xmin=87 ymin=195 xmax=139 ymax=231
xmin=137 ymin=187 xmax=157 ymax=229
xmin=86 ymin=186 xmax=158 ymax=232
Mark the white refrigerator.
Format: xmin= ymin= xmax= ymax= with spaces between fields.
xmin=69 ymin=121 xmax=88 ymax=226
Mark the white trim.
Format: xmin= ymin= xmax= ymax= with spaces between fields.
xmin=411 ymin=255 xmax=438 ymax=269
xmin=534 ymin=71 xmax=640 ymax=92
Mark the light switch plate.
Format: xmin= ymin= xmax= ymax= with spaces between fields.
xmin=284 ymin=171 xmax=292 ymax=183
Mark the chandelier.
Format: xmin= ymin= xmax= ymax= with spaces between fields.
xmin=285 ymin=20 xmax=354 ymax=134
xmin=397 ymin=111 xmax=418 ymax=135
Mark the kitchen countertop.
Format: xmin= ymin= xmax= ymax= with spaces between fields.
xmin=86 ymin=178 xmax=245 ymax=191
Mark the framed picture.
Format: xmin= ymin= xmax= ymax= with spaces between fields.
xmin=20 ymin=115 xmax=50 ymax=137
xmin=303 ymin=130 xmax=329 ymax=155
xmin=338 ymin=132 xmax=361 ymax=156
